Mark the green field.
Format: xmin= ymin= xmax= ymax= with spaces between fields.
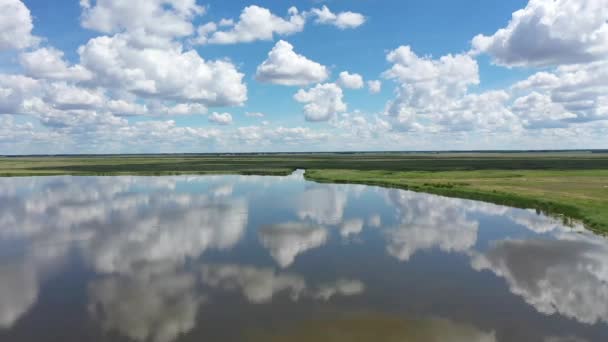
xmin=1 ymin=152 xmax=607 ymax=233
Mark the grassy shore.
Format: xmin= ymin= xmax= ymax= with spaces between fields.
xmin=1 ymin=152 xmax=607 ymax=233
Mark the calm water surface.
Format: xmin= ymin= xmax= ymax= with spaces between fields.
xmin=0 ymin=171 xmax=607 ymax=341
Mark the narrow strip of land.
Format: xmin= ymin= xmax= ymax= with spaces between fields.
xmin=1 ymin=152 xmax=607 ymax=233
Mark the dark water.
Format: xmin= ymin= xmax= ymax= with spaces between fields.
xmin=0 ymin=171 xmax=607 ymax=342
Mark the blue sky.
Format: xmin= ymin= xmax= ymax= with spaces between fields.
xmin=0 ymin=0 xmax=607 ymax=153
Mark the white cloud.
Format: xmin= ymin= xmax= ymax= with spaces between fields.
xmin=258 ymin=222 xmax=328 ymax=268
xmin=294 ymin=83 xmax=347 ymax=122
xmin=78 ymin=34 xmax=247 ymax=106
xmin=80 ymin=0 xmax=205 ymax=48
xmin=200 ymin=264 xmax=306 ymax=303
xmin=435 ymin=90 xmax=518 ymax=132
xmin=472 ymin=234 xmax=608 ymax=325
xmin=383 ymin=189 xmax=480 ymax=261
xmin=0 ymin=260 xmax=38 ymax=329
xmin=367 ymin=80 xmax=382 ymax=94
xmin=19 ymin=48 xmax=92 ymax=81
xmin=0 ymin=0 xmax=38 ymax=51
xmin=218 ymin=18 xmax=234 ymax=27
xmin=200 ymin=264 xmax=365 ymax=304
xmin=381 ymin=45 xmax=521 ymax=133
xmin=337 ymin=71 xmax=364 ymax=89
xmin=85 ymin=196 xmax=247 ymax=275
xmin=340 ymin=218 xmax=364 ymax=237
xmin=506 ymin=209 xmax=583 ymax=234
xmin=1 ymin=0 xmax=608 ymax=153
xmin=310 ymin=5 xmax=366 ymax=29
xmin=511 ymin=60 xmax=608 ymax=123
xmin=45 ymin=82 xmax=105 ymax=110
xmin=332 ymin=113 xmax=393 ymax=142
xmin=314 ymin=279 xmax=365 ymax=300
xmin=104 ymin=99 xmax=146 ymax=116
xmin=511 ymin=92 xmax=576 ymax=129
xmin=147 ymin=102 xmax=207 ymax=116
xmin=383 ymin=46 xmax=479 ymax=129
xmin=0 ymin=176 xmax=245 ymax=333
xmin=89 ymin=264 xmax=203 ymax=342
xmin=208 ymin=112 xmax=233 ymax=125
xmin=255 ymin=40 xmax=329 ymax=86
xmin=512 ymin=72 xmax=560 ymax=91
xmin=296 ymin=185 xmax=348 ymax=225
xmin=245 ymin=112 xmax=265 ymax=118
xmin=194 ymin=6 xmax=305 ymax=45
xmin=472 ymin=0 xmax=608 ymax=67
xmin=0 ymin=74 xmax=40 ymax=114
xmin=383 ymin=45 xmax=479 ymax=99
xmin=235 ymin=125 xmax=328 ymax=148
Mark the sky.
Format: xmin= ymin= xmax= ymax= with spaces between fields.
xmin=0 ymin=0 xmax=607 ymax=154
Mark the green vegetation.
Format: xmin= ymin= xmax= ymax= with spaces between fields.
xmin=1 ymin=152 xmax=607 ymax=233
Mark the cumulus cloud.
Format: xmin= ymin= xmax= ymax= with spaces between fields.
xmin=201 ymin=264 xmax=365 ymax=304
xmin=0 ymin=74 xmax=40 ymax=114
xmin=506 ymin=209 xmax=584 ymax=234
xmin=255 ymin=40 xmax=329 ymax=86
xmin=3 ymin=0 xmax=608 ymax=153
xmin=19 ymin=48 xmax=92 ymax=81
xmin=208 ymin=112 xmax=233 ymax=125
xmin=294 ymin=83 xmax=347 ymax=122
xmin=194 ymin=6 xmax=305 ymax=45
xmin=84 ymin=194 xmax=248 ymax=274
xmin=0 ymin=175 xmax=254 ymax=335
xmin=193 ymin=4 xmax=365 ymax=44
xmin=383 ymin=46 xmax=479 ymax=111
xmin=340 ymin=218 xmax=364 ymax=237
xmin=383 ymin=46 xmax=480 ymax=129
xmin=80 ymin=0 xmax=205 ymax=47
xmin=313 ymin=279 xmax=365 ymax=300
xmin=89 ymin=264 xmax=204 ymax=342
xmin=435 ymin=90 xmax=518 ymax=132
xmin=367 ymin=80 xmax=382 ymax=94
xmin=235 ymin=125 xmax=328 ymax=148
xmin=78 ymin=34 xmax=247 ymax=106
xmin=511 ymin=92 xmax=576 ymax=129
xmin=0 ymin=260 xmax=38 ymax=329
xmin=382 ymin=45 xmax=521 ymax=132
xmin=146 ymin=102 xmax=207 ymax=116
xmin=471 ymin=234 xmax=608 ymax=325
xmin=511 ymin=60 xmax=608 ymax=123
xmin=44 ymin=82 xmax=106 ymax=110
xmin=0 ymin=0 xmax=38 ymax=51
xmin=337 ymin=71 xmax=364 ymax=89
xmin=0 ymin=175 xmax=247 ymax=275
xmin=258 ymin=222 xmax=328 ymax=268
xmin=310 ymin=5 xmax=366 ymax=29
xmin=0 ymin=0 xmax=251 ymax=152
xmin=383 ymin=189 xmax=480 ymax=261
xmin=472 ymin=0 xmax=608 ymax=67
xmin=200 ymin=264 xmax=306 ymax=303
xmin=245 ymin=112 xmax=265 ymax=118
xmin=296 ymin=185 xmax=348 ymax=225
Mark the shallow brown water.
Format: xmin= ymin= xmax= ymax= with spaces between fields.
xmin=0 ymin=171 xmax=607 ymax=341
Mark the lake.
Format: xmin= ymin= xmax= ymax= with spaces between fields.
xmin=0 ymin=171 xmax=606 ymax=341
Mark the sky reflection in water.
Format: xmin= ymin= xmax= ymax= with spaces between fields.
xmin=0 ymin=171 xmax=606 ymax=341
